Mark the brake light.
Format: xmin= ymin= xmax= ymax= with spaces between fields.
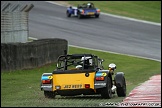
xmin=97 ymin=9 xmax=100 ymax=13
xmin=85 ymin=84 xmax=90 ymax=88
xmin=96 ymin=76 xmax=104 ymax=81
xmin=81 ymin=10 xmax=84 ymax=14
xmin=42 ymin=80 xmax=51 ymax=84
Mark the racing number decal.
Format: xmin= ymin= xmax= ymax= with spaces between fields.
xmin=102 ymin=73 xmax=107 ymax=76
xmin=48 ymin=76 xmax=53 ymax=79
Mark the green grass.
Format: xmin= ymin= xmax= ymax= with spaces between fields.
xmin=67 ymin=1 xmax=161 ymax=23
xmin=1 ymin=46 xmax=161 ymax=107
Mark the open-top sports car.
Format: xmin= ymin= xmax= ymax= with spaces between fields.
xmin=66 ymin=2 xmax=100 ymax=18
xmin=40 ymin=53 xmax=126 ymax=99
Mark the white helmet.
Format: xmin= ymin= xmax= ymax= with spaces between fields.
xmin=81 ymin=56 xmax=91 ymax=61
xmin=108 ymin=63 xmax=116 ymax=70
xmin=81 ymin=57 xmax=92 ymax=65
xmin=87 ymin=3 xmax=91 ymax=6
xmin=76 ymin=65 xmax=82 ymax=69
xmin=87 ymin=3 xmax=91 ymax=8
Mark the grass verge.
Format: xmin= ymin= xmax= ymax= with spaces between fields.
xmin=1 ymin=46 xmax=161 ymax=107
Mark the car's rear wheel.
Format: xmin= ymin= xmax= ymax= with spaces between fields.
xmin=101 ymin=77 xmax=112 ymax=99
xmin=116 ymin=78 xmax=126 ymax=97
xmin=66 ymin=11 xmax=71 ymax=17
xmin=44 ymin=91 xmax=56 ymax=98
xmin=95 ymin=14 xmax=99 ymax=18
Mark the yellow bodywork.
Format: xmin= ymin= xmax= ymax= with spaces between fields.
xmin=52 ymin=71 xmax=95 ymax=91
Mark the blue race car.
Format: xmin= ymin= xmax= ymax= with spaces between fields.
xmin=66 ymin=2 xmax=100 ymax=19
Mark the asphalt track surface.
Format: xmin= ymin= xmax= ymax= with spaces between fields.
xmin=2 ymin=1 xmax=161 ymax=62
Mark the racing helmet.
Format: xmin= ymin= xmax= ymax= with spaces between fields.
xmin=81 ymin=57 xmax=92 ymax=65
xmin=76 ymin=65 xmax=82 ymax=69
xmin=87 ymin=3 xmax=91 ymax=8
xmin=108 ymin=63 xmax=116 ymax=71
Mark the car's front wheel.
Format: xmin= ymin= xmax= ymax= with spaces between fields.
xmin=116 ymin=78 xmax=126 ymax=97
xmin=77 ymin=13 xmax=82 ymax=19
xmin=66 ymin=11 xmax=71 ymax=17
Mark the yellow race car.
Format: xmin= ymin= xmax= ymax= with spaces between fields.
xmin=40 ymin=54 xmax=126 ymax=99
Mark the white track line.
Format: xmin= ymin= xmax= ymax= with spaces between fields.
xmin=29 ymin=37 xmax=38 ymax=40
xmin=46 ymin=1 xmax=161 ymax=26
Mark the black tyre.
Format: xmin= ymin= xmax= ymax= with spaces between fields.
xmin=116 ymin=78 xmax=126 ymax=97
xmin=44 ymin=91 xmax=56 ymax=98
xmin=66 ymin=11 xmax=71 ymax=17
xmin=101 ymin=77 xmax=112 ymax=99
xmin=95 ymin=14 xmax=99 ymax=18
xmin=78 ymin=13 xmax=82 ymax=19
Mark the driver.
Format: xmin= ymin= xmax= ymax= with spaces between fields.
xmin=108 ymin=63 xmax=116 ymax=75
xmin=75 ymin=59 xmax=89 ymax=69
xmin=81 ymin=57 xmax=91 ymax=69
xmin=87 ymin=3 xmax=92 ymax=8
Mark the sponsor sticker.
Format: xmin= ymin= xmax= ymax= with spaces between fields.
xmin=48 ymin=76 xmax=53 ymax=79
xmin=102 ymin=73 xmax=107 ymax=76
xmin=96 ymin=72 xmax=107 ymax=77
